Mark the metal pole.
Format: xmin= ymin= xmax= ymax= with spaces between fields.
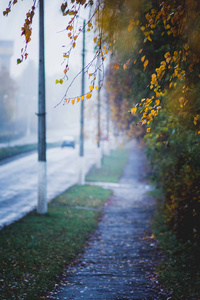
xmin=97 ymin=55 xmax=101 ymax=148
xmin=105 ymin=95 xmax=110 ymax=156
xmin=79 ymin=20 xmax=85 ymax=185
xmin=80 ymin=20 xmax=85 ymax=157
xmin=37 ymin=0 xmax=47 ymax=213
xmin=96 ymin=54 xmax=102 ymax=168
xmin=106 ymin=95 xmax=110 ymax=141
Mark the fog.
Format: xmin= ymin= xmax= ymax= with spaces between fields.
xmin=0 ymin=0 xmax=101 ymax=145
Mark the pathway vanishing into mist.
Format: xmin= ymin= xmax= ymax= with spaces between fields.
xmin=51 ymin=142 xmax=169 ymax=300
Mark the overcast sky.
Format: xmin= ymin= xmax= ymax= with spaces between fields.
xmin=0 ymin=0 xmax=93 ymax=79
xmin=0 ymin=0 xmax=105 ymax=138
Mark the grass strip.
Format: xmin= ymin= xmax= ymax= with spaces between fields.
xmin=0 ymin=142 xmax=60 ymax=162
xmin=86 ymin=147 xmax=129 ymax=183
xmin=0 ymin=185 xmax=112 ymax=300
xmin=149 ymin=189 xmax=200 ymax=299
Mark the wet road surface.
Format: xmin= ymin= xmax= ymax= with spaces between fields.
xmin=0 ymin=146 xmax=98 ymax=228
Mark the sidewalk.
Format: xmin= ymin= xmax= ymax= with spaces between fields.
xmin=49 ymin=142 xmax=169 ymax=299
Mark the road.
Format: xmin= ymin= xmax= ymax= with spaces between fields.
xmin=0 ymin=144 xmax=99 ymax=229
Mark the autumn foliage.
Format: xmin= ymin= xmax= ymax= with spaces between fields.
xmin=99 ymin=0 xmax=200 ymax=245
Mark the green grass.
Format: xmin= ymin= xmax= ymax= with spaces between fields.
xmin=0 ymin=185 xmax=112 ymax=300
xmin=86 ymin=148 xmax=129 ymax=183
xmin=0 ymin=142 xmax=60 ymax=162
xmin=149 ymin=189 xmax=200 ymax=299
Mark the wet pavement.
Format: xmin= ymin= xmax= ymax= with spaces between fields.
xmin=0 ymin=146 xmax=98 ymax=229
xmin=51 ymin=142 xmax=169 ymax=300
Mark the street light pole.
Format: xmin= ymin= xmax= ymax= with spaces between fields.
xmin=37 ymin=0 xmax=47 ymax=214
xmin=97 ymin=54 xmax=101 ymax=148
xmin=96 ymin=54 xmax=102 ymax=168
xmin=80 ymin=19 xmax=85 ymax=158
xmin=79 ymin=19 xmax=85 ymax=185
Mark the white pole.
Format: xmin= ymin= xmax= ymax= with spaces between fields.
xmin=79 ymin=156 xmax=85 ymax=185
xmin=37 ymin=161 xmax=47 ymax=213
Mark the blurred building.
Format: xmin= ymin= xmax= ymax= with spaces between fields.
xmin=0 ymin=40 xmax=14 ymax=73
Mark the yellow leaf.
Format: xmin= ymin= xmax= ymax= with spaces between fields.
xmin=98 ymin=39 xmax=101 ymax=47
xmin=67 ymin=25 xmax=73 ymax=31
xmin=72 ymin=42 xmax=76 ymax=48
xmin=123 ymin=63 xmax=127 ymax=70
xmin=113 ymin=64 xmax=120 ymax=70
xmin=95 ymin=86 xmax=99 ymax=90
xmin=131 ymin=107 xmax=137 ymax=114
xmin=77 ymin=97 xmax=80 ymax=103
xmin=134 ymin=59 xmax=137 ymax=64
xmin=55 ymin=79 xmax=59 ymax=84
xmin=155 ymin=99 xmax=160 ymax=106
xmin=86 ymin=93 xmax=91 ymax=99
xmin=198 ymin=131 xmax=200 ymax=135
xmin=143 ymin=59 xmax=149 ymax=69
xmin=165 ymin=24 xmax=170 ymax=29
xmin=146 ymin=128 xmax=151 ymax=132
xmin=89 ymin=85 xmax=94 ymax=91
xmin=141 ymin=55 xmax=145 ymax=63
xmin=141 ymin=26 xmax=145 ymax=31
xmin=81 ymin=95 xmax=84 ymax=100
xmin=72 ymin=99 xmax=75 ymax=105
xmin=166 ymin=57 xmax=171 ymax=63
xmin=88 ymin=22 xmax=92 ymax=27
xmin=147 ymin=35 xmax=152 ymax=41
xmin=105 ymin=50 xmax=108 ymax=54
xmin=94 ymin=37 xmax=97 ymax=43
